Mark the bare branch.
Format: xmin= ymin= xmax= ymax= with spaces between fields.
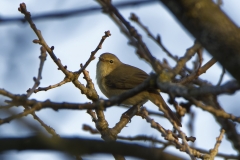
xmin=97 ymin=0 xmax=163 ymax=74
xmin=130 ymin=13 xmax=178 ymax=61
xmin=26 ymin=46 xmax=47 ymax=96
xmin=179 ymin=58 xmax=217 ymax=84
xmin=34 ymin=78 xmax=70 ymax=93
xmin=209 ymin=129 xmax=225 ymax=160
xmin=160 ymin=0 xmax=240 ymax=83
xmin=76 ymin=31 xmax=111 ymax=75
xmin=0 ymin=135 xmax=178 ymax=160
xmin=1 ymin=1 xmax=158 ymax=24
xmin=217 ymin=67 xmax=225 ymax=86
xmin=171 ymin=42 xmax=202 ymax=78
xmin=190 ymin=98 xmax=240 ymax=123
xmin=18 ymin=3 xmax=70 ymax=76
xmin=139 ymin=108 xmax=204 ymax=158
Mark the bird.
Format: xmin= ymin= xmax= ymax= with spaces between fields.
xmin=96 ymin=53 xmax=182 ymax=127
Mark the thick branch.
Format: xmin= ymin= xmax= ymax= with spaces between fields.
xmin=0 ymin=136 xmax=183 ymax=160
xmin=160 ymin=0 xmax=240 ymax=83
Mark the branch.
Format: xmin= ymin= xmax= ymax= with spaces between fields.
xmin=97 ymin=0 xmax=164 ymax=74
xmin=26 ymin=46 xmax=47 ymax=96
xmin=217 ymin=67 xmax=225 ymax=86
xmin=171 ymin=41 xmax=202 ymax=78
xmin=34 ymin=78 xmax=70 ymax=93
xmin=18 ymin=3 xmax=110 ymax=102
xmin=179 ymin=58 xmax=217 ymax=84
xmin=130 ymin=13 xmax=178 ymax=61
xmin=76 ymin=31 xmax=111 ymax=75
xmin=209 ymin=129 xmax=225 ymax=160
xmin=190 ymin=98 xmax=240 ymax=123
xmin=0 ymin=135 xmax=180 ymax=160
xmin=18 ymin=3 xmax=70 ymax=76
xmin=0 ymin=1 xmax=158 ymax=24
xmin=160 ymin=0 xmax=240 ymax=83
xmin=157 ymin=80 xmax=240 ymax=97
xmin=82 ymin=124 xmax=238 ymax=160
xmin=21 ymin=46 xmax=58 ymax=137
xmin=1 ymin=78 xmax=239 ymax=114
xmin=139 ymin=108 xmax=204 ymax=159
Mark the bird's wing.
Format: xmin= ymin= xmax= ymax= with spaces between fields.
xmin=105 ymin=64 xmax=148 ymax=89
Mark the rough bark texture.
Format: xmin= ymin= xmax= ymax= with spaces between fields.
xmin=160 ymin=0 xmax=240 ymax=83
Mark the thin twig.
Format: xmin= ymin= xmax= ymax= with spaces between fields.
xmin=130 ymin=13 xmax=178 ymax=61
xmin=97 ymin=0 xmax=163 ymax=74
xmin=139 ymin=108 xmax=204 ymax=159
xmin=190 ymin=98 xmax=240 ymax=123
xmin=179 ymin=58 xmax=217 ymax=84
xmin=217 ymin=67 xmax=225 ymax=86
xmin=26 ymin=46 xmax=47 ymax=96
xmin=18 ymin=3 xmax=70 ymax=76
xmin=171 ymin=42 xmax=202 ymax=78
xmin=209 ymin=129 xmax=225 ymax=160
xmin=0 ymin=103 xmax=41 ymax=125
xmin=76 ymin=31 xmax=111 ymax=75
xmin=1 ymin=1 xmax=158 ymax=24
xmin=34 ymin=78 xmax=70 ymax=93
xmin=24 ymin=46 xmax=59 ymax=137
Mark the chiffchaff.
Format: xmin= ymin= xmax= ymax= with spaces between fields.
xmin=96 ymin=53 xmax=181 ymax=127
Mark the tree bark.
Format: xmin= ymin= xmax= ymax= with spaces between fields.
xmin=160 ymin=0 xmax=240 ymax=83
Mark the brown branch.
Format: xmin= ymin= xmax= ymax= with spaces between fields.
xmin=179 ymin=58 xmax=217 ymax=84
xmin=0 ymin=103 xmax=56 ymax=137
xmin=196 ymin=93 xmax=240 ymax=154
xmin=110 ymin=104 xmax=140 ymax=138
xmin=177 ymin=128 xmax=196 ymax=160
xmin=97 ymin=0 xmax=164 ymax=74
xmin=0 ymin=104 xmax=14 ymax=110
xmin=171 ymin=41 xmax=202 ymax=78
xmin=18 ymin=3 xmax=110 ymax=102
xmin=82 ymin=124 xmax=99 ymax=134
xmin=139 ymin=108 xmax=204 ymax=159
xmin=82 ymin=124 xmax=238 ymax=159
xmin=71 ymin=31 xmax=111 ymax=101
xmin=30 ymin=112 xmax=59 ymax=137
xmin=190 ymin=98 xmax=240 ymax=123
xmin=83 ymin=124 xmax=167 ymax=144
xmin=18 ymin=3 xmax=70 ymax=76
xmin=17 ymin=4 xmax=89 ymax=100
xmin=208 ymin=129 xmax=225 ymax=160
xmin=13 ymin=46 xmax=58 ymax=137
xmin=195 ymin=46 xmax=203 ymax=71
xmin=0 ymin=103 xmax=41 ymax=125
xmin=76 ymin=31 xmax=111 ymax=75
xmin=0 ymin=135 xmax=177 ymax=160
xmin=217 ymin=67 xmax=225 ymax=86
xmin=81 ymin=64 xmax=98 ymax=98
xmin=160 ymin=0 xmax=240 ymax=83
xmin=130 ymin=13 xmax=178 ymax=61
xmin=86 ymin=109 xmax=98 ymax=122
xmin=34 ymin=78 xmax=70 ymax=93
xmin=1 ymin=79 xmax=239 ymax=113
xmin=1 ymin=1 xmax=157 ymax=24
xmin=156 ymin=80 xmax=239 ymax=97
xmin=121 ymin=105 xmax=165 ymax=118
xmin=26 ymin=46 xmax=47 ymax=96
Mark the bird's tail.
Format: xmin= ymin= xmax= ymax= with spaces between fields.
xmin=149 ymin=91 xmax=182 ymax=127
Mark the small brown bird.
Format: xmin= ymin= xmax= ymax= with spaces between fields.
xmin=96 ymin=53 xmax=181 ymax=127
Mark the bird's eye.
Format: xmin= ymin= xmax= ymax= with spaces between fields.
xmin=109 ymin=60 xmax=113 ymax=63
